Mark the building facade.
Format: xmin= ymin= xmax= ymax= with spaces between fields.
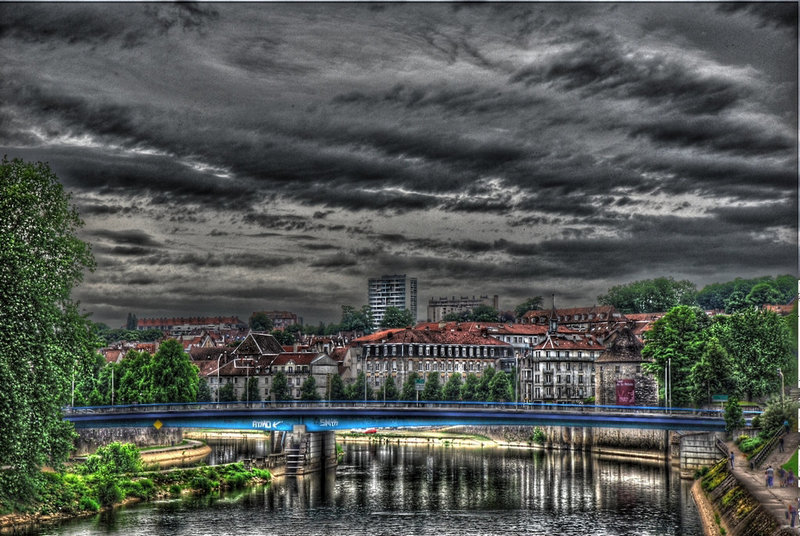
xmin=426 ymin=294 xmax=499 ymax=322
xmin=368 ymin=274 xmax=418 ymax=327
xmin=353 ymin=326 xmax=514 ymax=393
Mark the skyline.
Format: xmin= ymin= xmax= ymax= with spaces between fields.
xmin=1 ymin=3 xmax=797 ymax=327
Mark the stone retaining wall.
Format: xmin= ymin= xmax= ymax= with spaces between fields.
xmin=74 ymin=427 xmax=183 ymax=455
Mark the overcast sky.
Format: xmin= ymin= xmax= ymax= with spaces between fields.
xmin=1 ymin=2 xmax=797 ymax=327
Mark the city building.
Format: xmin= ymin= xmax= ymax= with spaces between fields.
xmin=594 ymin=327 xmax=658 ymax=406
xmin=251 ymin=310 xmax=300 ymax=330
xmin=352 ymin=325 xmax=514 ymax=392
xmin=136 ymin=316 xmax=246 ymax=335
xmin=426 ymin=294 xmax=499 ymax=322
xmin=368 ymin=274 xmax=418 ymax=327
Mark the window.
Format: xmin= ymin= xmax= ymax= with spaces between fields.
xmin=615 ymin=365 xmax=621 ymax=373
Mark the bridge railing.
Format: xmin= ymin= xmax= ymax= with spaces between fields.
xmin=63 ymin=400 xmax=757 ymax=419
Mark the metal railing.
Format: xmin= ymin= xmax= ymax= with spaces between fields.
xmin=63 ymin=399 xmax=760 ymax=419
xmin=749 ymin=428 xmax=786 ymax=469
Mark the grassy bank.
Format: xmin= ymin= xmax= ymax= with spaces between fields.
xmin=0 ymin=443 xmax=271 ymax=530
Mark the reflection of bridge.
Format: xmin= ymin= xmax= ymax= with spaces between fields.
xmin=63 ymin=401 xmax=749 ymax=432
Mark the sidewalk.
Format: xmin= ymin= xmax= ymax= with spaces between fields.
xmin=728 ymin=431 xmax=800 ymax=533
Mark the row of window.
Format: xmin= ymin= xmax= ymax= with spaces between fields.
xmin=366 ymin=360 xmax=492 ymax=373
xmin=363 ymin=345 xmax=504 ymax=358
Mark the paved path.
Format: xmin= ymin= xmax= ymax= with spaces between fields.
xmin=728 ymin=431 xmax=800 ymax=533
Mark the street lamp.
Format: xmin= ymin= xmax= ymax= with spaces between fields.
xmin=217 ymin=353 xmax=223 ymax=404
xmin=778 ymin=367 xmax=785 ymax=405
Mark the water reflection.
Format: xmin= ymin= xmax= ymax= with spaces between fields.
xmin=31 ymin=442 xmax=702 ymax=536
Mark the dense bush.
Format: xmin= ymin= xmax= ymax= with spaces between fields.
xmin=78 ymin=442 xmax=142 ymax=475
xmin=92 ymin=474 xmax=123 ymax=506
xmin=738 ymin=436 xmax=764 ymax=455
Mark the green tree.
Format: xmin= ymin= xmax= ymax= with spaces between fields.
xmin=689 ymin=337 xmax=735 ymax=406
xmin=477 ymin=367 xmax=497 ymax=401
xmin=380 ymin=307 xmax=415 ymax=328
xmin=346 ymin=371 xmax=373 ymax=401
xmin=271 ymin=329 xmax=295 ymax=346
xmin=422 ymin=372 xmax=442 ymax=401
xmin=0 ymin=158 xmax=95 ymax=501
xmin=401 ymin=371 xmax=421 ymax=401
xmin=443 ymin=372 xmax=463 ymax=401
xmin=514 ymin=297 xmax=543 ymax=320
xmin=444 ymin=305 xmax=500 ymax=323
xmin=642 ymin=306 xmax=710 ymax=407
xmin=270 ymin=371 xmax=291 ymax=401
xmin=488 ymin=370 xmax=513 ymax=402
xmin=757 ymin=396 xmax=799 ymax=435
xmin=78 ymin=442 xmax=142 ymax=475
xmin=340 ymin=305 xmax=374 ymax=334
xmin=745 ymin=281 xmax=782 ymax=308
xmin=197 ymin=378 xmax=213 ymax=402
xmin=379 ymin=376 xmax=399 ymax=401
xmin=723 ymin=397 xmax=745 ymax=436
xmin=148 ymin=340 xmax=199 ymax=403
xmin=116 ymin=350 xmax=152 ymax=405
xmin=218 ymin=382 xmax=237 ymax=402
xmin=328 ymin=374 xmax=347 ymax=400
xmin=598 ymin=277 xmax=697 ymax=314
xmin=460 ymin=373 xmax=481 ymax=401
xmin=248 ymin=312 xmax=273 ymax=332
xmin=241 ymin=376 xmax=260 ymax=402
xmin=709 ymin=308 xmax=793 ymax=401
xmin=300 ymin=375 xmax=320 ymax=400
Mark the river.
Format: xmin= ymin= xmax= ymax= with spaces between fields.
xmin=30 ymin=438 xmax=703 ymax=536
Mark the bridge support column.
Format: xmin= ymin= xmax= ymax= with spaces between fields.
xmin=276 ymin=425 xmax=337 ymax=476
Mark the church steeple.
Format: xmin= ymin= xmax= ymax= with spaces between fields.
xmin=548 ymin=294 xmax=558 ymax=334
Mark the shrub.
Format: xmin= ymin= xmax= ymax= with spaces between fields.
xmin=93 ymin=475 xmax=123 ymax=506
xmin=738 ymin=436 xmax=764 ymax=455
xmin=169 ymin=484 xmax=182 ymax=497
xmin=189 ymin=475 xmax=216 ymax=493
xmin=531 ymin=427 xmax=546 ymax=445
xmin=79 ymin=496 xmax=100 ymax=512
xmin=79 ymin=442 xmax=142 ymax=475
xmin=224 ymin=472 xmax=248 ymax=490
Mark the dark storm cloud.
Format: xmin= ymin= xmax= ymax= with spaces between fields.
xmin=510 ymin=29 xmax=749 ymax=115
xmin=0 ymin=3 xmax=218 ymax=46
xmin=628 ymin=116 xmax=795 ymax=156
xmin=717 ymin=3 xmax=798 ymax=34
xmin=90 ymin=229 xmax=162 ymax=248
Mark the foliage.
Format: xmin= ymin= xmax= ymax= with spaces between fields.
xmin=708 ymin=308 xmax=793 ymax=401
xmin=270 ymin=371 xmax=291 ymax=401
xmin=737 ymin=436 xmax=764 ymax=455
xmin=691 ymin=337 xmax=735 ymax=406
xmin=218 ymin=382 xmax=237 ymax=402
xmin=695 ymin=275 xmax=796 ymax=313
xmin=78 ymin=442 xmax=142 ymax=475
xmin=401 ymin=371 xmax=421 ymax=400
xmin=477 ymin=367 xmax=497 ymax=401
xmin=460 ymin=373 xmax=481 ymax=401
xmin=347 ymin=371 xmax=372 ymax=401
xmin=488 ymin=370 xmax=513 ymax=402
xmin=723 ymin=397 xmax=744 ymax=435
xmin=271 ymin=329 xmax=295 ymax=345
xmin=328 ymin=373 xmax=347 ymax=400
xmin=757 ymin=396 xmax=798 ymax=436
xmin=598 ymin=277 xmax=697 ymax=314
xmin=514 ymin=297 xmax=543 ymax=320
xmin=116 ymin=350 xmax=152 ymax=405
xmin=197 ymin=378 xmax=213 ymax=402
xmin=248 ymin=312 xmax=273 ymax=332
xmin=380 ymin=307 xmax=415 ymax=328
xmin=241 ymin=376 xmax=260 ymax=402
xmin=148 ymin=339 xmax=199 ymax=403
xmin=94 ymin=326 xmax=164 ymax=345
xmin=90 ymin=473 xmax=123 ymax=506
xmin=531 ymin=427 xmax=546 ymax=444
xmin=443 ymin=372 xmax=463 ymax=401
xmin=422 ymin=372 xmax=443 ymax=401
xmin=642 ymin=306 xmax=710 ymax=407
xmin=340 ymin=305 xmax=374 ymax=334
xmin=0 ymin=158 xmax=95 ymax=502
xmin=300 ymin=375 xmax=320 ymax=400
xmin=379 ymin=375 xmax=399 ymax=401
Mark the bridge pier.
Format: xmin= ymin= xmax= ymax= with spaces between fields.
xmin=269 ymin=426 xmax=337 ymax=476
xmin=676 ymin=431 xmax=726 ymax=478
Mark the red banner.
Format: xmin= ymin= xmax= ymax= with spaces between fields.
xmin=616 ymin=379 xmax=635 ymax=406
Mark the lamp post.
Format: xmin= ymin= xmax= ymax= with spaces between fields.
xmin=217 ymin=353 xmax=222 ymax=404
xmin=778 ymin=367 xmax=785 ymax=405
xmin=514 ymin=354 xmax=519 ymax=408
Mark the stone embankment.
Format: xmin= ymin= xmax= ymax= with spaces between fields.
xmin=692 ymin=431 xmax=799 ymax=536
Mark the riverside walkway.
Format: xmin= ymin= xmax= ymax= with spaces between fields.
xmin=728 ymin=431 xmax=800 ymax=533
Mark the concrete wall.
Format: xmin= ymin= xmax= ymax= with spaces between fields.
xmin=74 ymin=427 xmax=183 ymax=456
xmin=679 ymin=432 xmax=725 ymax=477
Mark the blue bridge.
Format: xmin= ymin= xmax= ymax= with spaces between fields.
xmin=63 ymin=401 xmax=751 ymax=433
